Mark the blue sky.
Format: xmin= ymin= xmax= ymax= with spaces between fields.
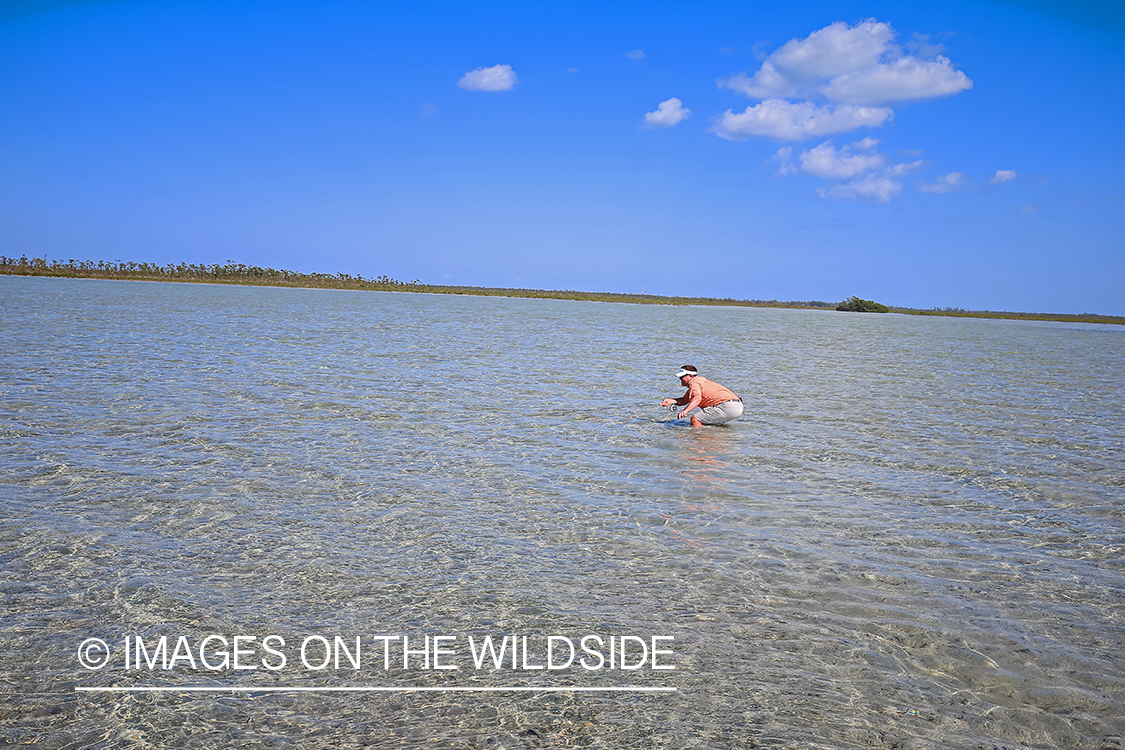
xmin=2 ymin=0 xmax=1122 ymax=314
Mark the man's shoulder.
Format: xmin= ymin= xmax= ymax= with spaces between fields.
xmin=689 ymin=376 xmax=710 ymax=390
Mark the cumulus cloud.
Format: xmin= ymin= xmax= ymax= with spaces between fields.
xmin=458 ymin=64 xmax=517 ymax=92
xmin=626 ymin=49 xmax=645 ymax=59
xmin=885 ymin=159 xmax=926 ymax=177
xmin=643 ymin=98 xmax=691 ymax=128
xmin=774 ymin=146 xmax=795 ymax=174
xmin=774 ymin=138 xmax=930 ymax=203
xmin=715 ymin=19 xmax=971 ymax=141
xmin=818 ymin=174 xmax=903 ymax=204
xmin=794 ymin=139 xmax=885 ymax=179
xmin=723 ymin=64 xmax=799 ymax=100
xmin=918 ymin=172 xmax=964 ymax=193
xmin=821 ymin=55 xmax=972 ymax=105
xmin=991 ymin=170 xmax=1017 ymax=185
xmin=721 ymin=20 xmax=971 ymax=105
xmin=711 ymin=99 xmax=892 ymax=141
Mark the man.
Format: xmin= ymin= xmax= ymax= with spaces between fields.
xmin=660 ymin=365 xmax=743 ymax=427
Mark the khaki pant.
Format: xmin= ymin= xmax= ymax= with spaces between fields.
xmin=696 ymin=399 xmax=743 ymax=425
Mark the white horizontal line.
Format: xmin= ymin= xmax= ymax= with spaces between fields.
xmin=76 ymin=686 xmax=677 ymax=693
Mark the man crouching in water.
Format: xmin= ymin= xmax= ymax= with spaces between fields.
xmin=660 ymin=365 xmax=743 ymax=427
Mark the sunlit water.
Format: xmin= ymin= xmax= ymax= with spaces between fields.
xmin=2 ymin=276 xmax=1123 ymax=749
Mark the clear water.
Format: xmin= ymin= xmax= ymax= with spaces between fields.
xmin=2 ymin=276 xmax=1123 ymax=749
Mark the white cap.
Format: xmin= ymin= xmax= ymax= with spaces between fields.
xmin=675 ymin=366 xmax=698 ymax=379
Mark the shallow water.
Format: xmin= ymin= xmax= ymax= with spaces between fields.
xmin=1 ymin=276 xmax=1123 ymax=749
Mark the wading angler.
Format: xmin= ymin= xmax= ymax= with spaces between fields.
xmin=660 ymin=365 xmax=743 ymax=427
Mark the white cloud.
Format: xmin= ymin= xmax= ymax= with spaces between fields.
xmin=457 ymin=64 xmax=517 ymax=92
xmin=644 ymin=98 xmax=691 ymax=128
xmin=771 ymin=20 xmax=894 ymax=83
xmin=885 ymin=159 xmax=926 ymax=177
xmin=626 ymin=49 xmax=645 ymax=59
xmin=818 ymin=173 xmax=903 ymax=203
xmin=821 ymin=54 xmax=973 ymax=105
xmin=721 ymin=20 xmax=972 ymax=105
xmin=773 ymin=147 xmax=798 ymax=175
xmin=723 ymin=63 xmax=799 ymax=99
xmin=711 ymin=99 xmax=892 ymax=141
xmin=783 ymin=140 xmax=886 ymax=179
xmin=773 ymin=138 xmax=927 ymax=204
xmin=991 ymin=170 xmax=1017 ymax=185
xmin=918 ymin=172 xmax=964 ymax=193
xmin=716 ymin=19 xmax=970 ymax=142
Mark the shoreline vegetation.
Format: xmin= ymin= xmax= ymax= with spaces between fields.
xmin=3 ymin=255 xmax=1121 ymax=325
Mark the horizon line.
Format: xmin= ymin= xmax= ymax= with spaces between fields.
xmin=3 ymin=256 xmax=1122 ymax=323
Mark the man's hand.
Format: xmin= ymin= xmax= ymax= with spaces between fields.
xmin=660 ymin=398 xmax=675 ymax=407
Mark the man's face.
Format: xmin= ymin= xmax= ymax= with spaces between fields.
xmin=680 ymin=375 xmax=693 ymax=386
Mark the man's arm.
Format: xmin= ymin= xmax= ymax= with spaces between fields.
xmin=677 ymin=393 xmax=701 ymax=420
xmin=676 ymin=382 xmax=702 ymax=419
xmin=660 ymin=389 xmax=691 ymax=408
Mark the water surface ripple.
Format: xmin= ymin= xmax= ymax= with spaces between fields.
xmin=2 ymin=276 xmax=1123 ymax=749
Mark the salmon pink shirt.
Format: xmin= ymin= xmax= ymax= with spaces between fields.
xmin=686 ymin=376 xmax=739 ymax=408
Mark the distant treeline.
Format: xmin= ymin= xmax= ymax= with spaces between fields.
xmin=0 ymin=255 xmax=834 ymax=310
xmin=903 ymin=309 xmax=1122 ymax=324
xmin=0 ymin=255 xmax=420 ymax=289
xmin=2 ymin=254 xmax=1121 ymax=324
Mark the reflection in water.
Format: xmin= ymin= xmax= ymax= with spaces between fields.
xmin=1 ymin=276 xmax=1123 ymax=749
